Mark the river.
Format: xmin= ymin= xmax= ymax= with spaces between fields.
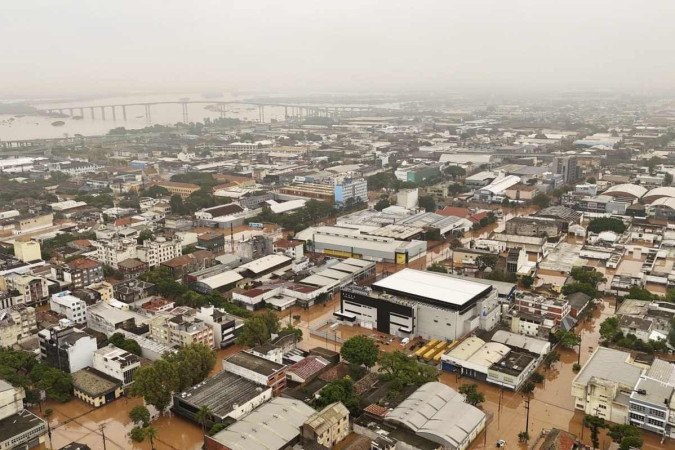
xmin=0 ymin=92 xmax=289 ymax=141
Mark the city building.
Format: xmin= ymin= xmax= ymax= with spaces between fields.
xmin=298 ymin=226 xmax=426 ymax=264
xmin=222 ymin=351 xmax=288 ymax=395
xmin=50 ymin=291 xmax=87 ymax=324
xmin=627 ymin=359 xmax=675 ymax=438
xmin=72 ymin=367 xmax=124 ymax=408
xmin=395 ymin=164 xmax=442 ymax=183
xmin=273 ymin=239 xmax=304 ymax=260
xmin=0 ymin=305 xmax=36 ymax=347
xmin=173 ymin=370 xmax=272 ymax=428
xmin=92 ymin=344 xmax=141 ymax=386
xmin=94 ymin=238 xmax=137 ymax=269
xmin=0 ymin=380 xmax=47 ymax=450
xmin=38 ymin=326 xmax=98 ymax=373
xmin=149 ymin=307 xmax=215 ymax=348
xmin=205 ymin=397 xmax=315 ymax=450
xmin=13 ymin=238 xmax=41 ymax=263
xmin=3 ymin=274 xmax=49 ymax=306
xmin=513 ymin=294 xmax=571 ymax=327
xmin=194 ymin=306 xmax=244 ymax=348
xmin=302 ymin=402 xmax=350 ymax=448
xmin=137 ymin=236 xmax=182 ymax=267
xmin=385 ymin=382 xmax=486 ymax=450
xmin=156 ymin=181 xmax=200 ymax=198
xmin=473 ymin=175 xmax=521 ymax=203
xmin=572 ymin=347 xmax=644 ymax=424
xmin=336 ymin=268 xmax=500 ymax=341
xmin=504 ymin=216 xmax=565 ymax=238
xmin=52 ymin=257 xmax=104 ymax=290
xmin=553 ymin=156 xmax=579 ymax=183
xmin=334 ymin=178 xmax=367 ymax=205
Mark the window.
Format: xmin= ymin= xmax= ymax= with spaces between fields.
xmin=631 ymin=404 xmax=646 ymax=413
xmin=647 ymin=417 xmax=664 ymax=428
xmin=649 ymin=408 xmax=665 ymax=418
xmin=629 ymin=413 xmax=644 ymax=422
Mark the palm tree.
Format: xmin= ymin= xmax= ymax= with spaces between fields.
xmin=196 ymin=405 xmax=212 ymax=437
xmin=144 ymin=426 xmax=157 ymax=450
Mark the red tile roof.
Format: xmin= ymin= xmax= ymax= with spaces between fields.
xmin=437 ymin=206 xmax=471 ymax=218
xmin=287 ymin=356 xmax=329 ymax=381
xmin=363 ymin=404 xmax=389 ymax=418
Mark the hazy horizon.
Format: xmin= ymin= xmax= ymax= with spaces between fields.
xmin=3 ymin=0 xmax=675 ymax=99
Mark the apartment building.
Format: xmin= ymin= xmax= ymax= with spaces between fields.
xmin=93 ymin=344 xmax=141 ymax=386
xmin=334 ymin=178 xmax=367 ymax=205
xmin=38 ymin=326 xmax=98 ymax=373
xmin=13 ymin=238 xmax=41 ymax=262
xmin=94 ymin=238 xmax=137 ymax=268
xmin=50 ymin=291 xmax=87 ymax=324
xmin=3 ymin=274 xmax=49 ymax=306
xmin=137 ymin=236 xmax=182 ymax=268
xmin=149 ymin=307 xmax=215 ymax=348
xmin=0 ymin=380 xmax=47 ymax=449
xmin=52 ymin=257 xmax=104 ymax=289
xmin=0 ymin=305 xmax=36 ymax=347
xmin=302 ymin=402 xmax=350 ymax=448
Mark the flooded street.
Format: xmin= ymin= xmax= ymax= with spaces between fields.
xmin=442 ymin=298 xmax=665 ymax=450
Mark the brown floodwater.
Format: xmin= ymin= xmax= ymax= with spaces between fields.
xmin=444 ymin=298 xmax=664 ymax=450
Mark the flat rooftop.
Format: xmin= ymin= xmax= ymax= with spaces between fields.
xmin=373 ymin=268 xmax=492 ymax=307
xmin=225 ymin=351 xmax=285 ymax=376
xmin=0 ymin=409 xmax=46 ymax=444
xmin=175 ymin=370 xmax=270 ymax=419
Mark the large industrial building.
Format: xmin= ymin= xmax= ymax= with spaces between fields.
xmin=335 ymin=268 xmax=500 ymax=341
xmin=297 ymin=226 xmax=426 ymax=264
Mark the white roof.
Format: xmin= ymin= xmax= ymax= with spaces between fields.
xmin=491 ymin=330 xmax=551 ymax=355
xmin=266 ymin=199 xmax=306 ymax=214
xmin=480 ymin=175 xmax=521 ymax=195
xmin=210 ymin=397 xmax=315 ymax=450
xmin=50 ymin=200 xmax=88 ymax=211
xmin=573 ymin=347 xmax=643 ymax=388
xmin=386 ymin=382 xmax=486 ymax=449
xmin=467 ymin=342 xmax=510 ymax=367
xmin=650 ymin=196 xmax=675 ymax=209
xmin=199 ymin=271 xmax=243 ymax=289
xmin=373 ymin=268 xmax=491 ymax=306
xmin=604 ymin=183 xmax=647 ymax=198
xmin=301 ymin=274 xmax=339 ymax=288
xmin=645 ymin=186 xmax=675 ymax=200
xmin=239 ymin=254 xmax=291 ymax=274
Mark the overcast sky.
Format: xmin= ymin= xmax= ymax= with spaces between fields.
xmin=2 ymin=0 xmax=674 ymax=98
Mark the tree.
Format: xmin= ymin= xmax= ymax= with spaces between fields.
xmin=608 ymin=424 xmax=641 ymax=445
xmin=543 ymin=351 xmax=561 ymax=369
xmin=521 ymin=381 xmax=536 ymax=395
xmin=144 ymin=426 xmax=158 ymax=450
xmin=584 ymin=415 xmax=607 ymax=449
xmin=316 ymin=377 xmax=361 ymax=414
xmin=236 ymin=311 xmax=280 ymax=346
xmin=196 ymin=405 xmax=212 ymax=436
xmin=131 ymin=359 xmax=179 ymax=413
xmin=458 ymin=383 xmax=485 ymax=407
xmin=664 ymin=172 xmax=673 ymax=186
xmin=108 ymin=333 xmax=142 ymax=356
xmin=141 ymin=185 xmax=170 ymax=198
xmin=561 ymin=282 xmax=597 ymax=298
xmin=418 ymin=195 xmax=436 ymax=213
xmin=129 ymin=405 xmax=151 ymax=427
xmin=600 ymin=317 xmax=621 ymax=342
xmin=137 ymin=229 xmax=154 ymax=244
xmin=279 ymin=324 xmax=303 ymax=342
xmin=553 ymin=330 xmax=581 ymax=348
xmin=340 ymin=336 xmax=379 ymax=368
xmin=209 ymin=423 xmax=227 ymax=436
xmin=475 ymin=254 xmax=498 ymax=270
xmin=530 ymin=372 xmax=544 ymax=384
xmin=619 ymin=435 xmax=643 ymax=450
xmin=532 ymin=193 xmax=550 ymax=208
xmin=378 ymin=351 xmax=438 ymax=391
xmin=130 ymin=426 xmax=146 ymax=443
xmin=169 ymin=194 xmax=187 ymax=215
xmin=521 ymin=275 xmax=534 ymax=288
xmin=374 ymin=198 xmax=391 ymax=211
xmin=444 ymin=165 xmax=466 ymax=180
xmin=427 ymin=262 xmax=448 ymax=274
xmin=587 ymin=217 xmax=626 ymax=234
xmin=570 ymin=267 xmax=605 ymax=288
xmin=164 ymin=343 xmax=217 ymax=392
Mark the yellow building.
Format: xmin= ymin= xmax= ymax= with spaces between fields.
xmin=72 ymin=367 xmax=124 ymax=408
xmin=13 ymin=239 xmax=41 ymax=262
xmin=156 ymin=181 xmax=200 ymax=198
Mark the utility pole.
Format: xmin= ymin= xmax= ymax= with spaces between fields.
xmin=524 ymin=394 xmax=531 ymax=438
xmin=100 ymin=424 xmax=108 ymax=450
xmin=577 ymin=331 xmax=583 ymax=366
